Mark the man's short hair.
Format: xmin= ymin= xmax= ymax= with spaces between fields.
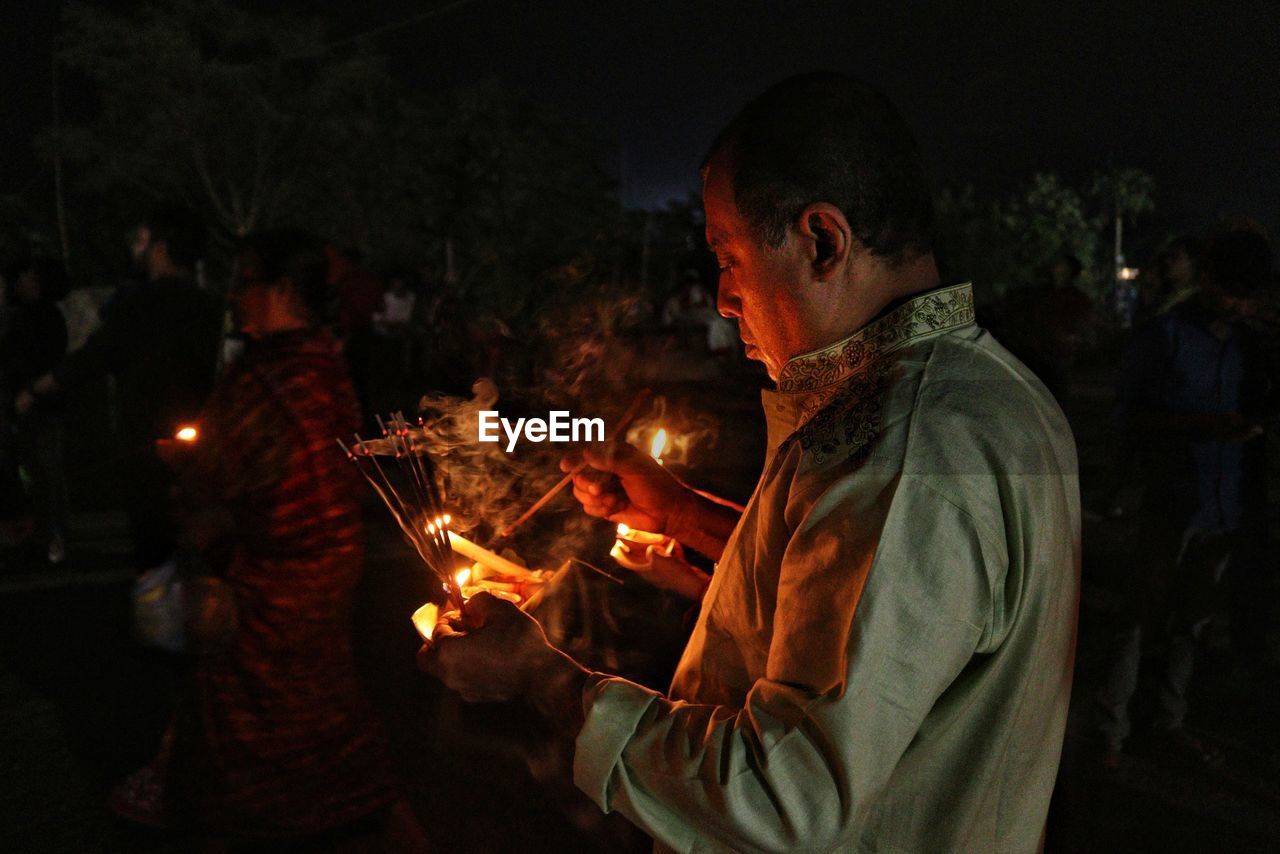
xmin=144 ymin=205 xmax=204 ymax=270
xmin=703 ymin=72 xmax=934 ymax=264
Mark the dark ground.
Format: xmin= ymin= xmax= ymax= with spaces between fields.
xmin=1 ymin=366 xmax=1278 ymax=852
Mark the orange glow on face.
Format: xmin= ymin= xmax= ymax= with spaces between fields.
xmin=649 ymin=428 xmax=668 ymax=462
xmin=175 ymin=426 xmax=198 ymax=442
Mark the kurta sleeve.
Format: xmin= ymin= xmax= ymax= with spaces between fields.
xmin=573 ymin=475 xmax=998 ymax=853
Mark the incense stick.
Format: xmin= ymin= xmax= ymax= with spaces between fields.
xmin=486 ymin=388 xmax=652 ymax=548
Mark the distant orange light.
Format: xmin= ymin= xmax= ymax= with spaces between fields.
xmin=175 ymin=426 xmax=198 ymax=442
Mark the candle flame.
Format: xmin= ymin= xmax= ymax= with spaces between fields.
xmin=649 ymin=428 xmax=668 ymax=461
xmin=412 ymin=602 xmax=439 ymax=641
xmin=456 ymin=567 xmax=472 ymax=587
xmin=616 ymin=522 xmax=632 ymax=535
xmin=175 ymin=426 xmax=198 ymax=442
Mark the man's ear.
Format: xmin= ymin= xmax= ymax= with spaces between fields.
xmin=798 ymin=203 xmax=852 ymax=278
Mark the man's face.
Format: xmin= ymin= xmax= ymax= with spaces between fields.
xmin=703 ymin=157 xmax=811 ymax=381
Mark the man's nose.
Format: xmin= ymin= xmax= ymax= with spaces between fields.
xmin=716 ymin=284 xmax=741 ymax=319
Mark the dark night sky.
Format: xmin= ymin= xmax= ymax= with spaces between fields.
xmin=4 ymin=0 xmax=1279 ymax=250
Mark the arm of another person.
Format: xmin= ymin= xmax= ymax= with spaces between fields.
xmin=32 ymin=290 xmax=136 ymax=398
xmin=177 ymin=377 xmax=292 ymax=571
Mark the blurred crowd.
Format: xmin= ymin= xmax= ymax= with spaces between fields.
xmin=1 ymin=205 xmax=1278 ymax=849
xmin=992 ymin=223 xmax=1280 ymax=771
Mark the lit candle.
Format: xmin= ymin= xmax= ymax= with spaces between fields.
xmin=447 ymin=531 xmax=536 ymax=579
xmin=412 ymin=602 xmax=439 ymax=641
xmin=611 ymin=430 xmax=677 ymax=570
xmin=649 ymin=428 xmax=668 ymax=465
xmin=175 ymin=425 xmax=198 ymax=442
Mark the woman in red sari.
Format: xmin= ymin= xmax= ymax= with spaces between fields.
xmin=115 ymin=231 xmax=421 ymax=850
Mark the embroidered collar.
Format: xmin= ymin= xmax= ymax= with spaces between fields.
xmin=775 ymin=282 xmax=976 ymax=394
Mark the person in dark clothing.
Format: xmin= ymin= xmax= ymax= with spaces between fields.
xmin=1097 ymin=226 xmax=1274 ymax=765
xmin=326 ymin=245 xmax=381 ymax=428
xmin=2 ymin=258 xmax=71 ymax=561
xmin=16 ymin=208 xmax=223 ymax=644
xmin=1006 ymin=251 xmax=1095 ymax=400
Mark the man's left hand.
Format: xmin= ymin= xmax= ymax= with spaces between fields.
xmin=417 ymin=592 xmax=589 ymax=716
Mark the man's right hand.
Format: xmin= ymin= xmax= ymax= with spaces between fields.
xmin=561 ymin=441 xmax=692 ymax=536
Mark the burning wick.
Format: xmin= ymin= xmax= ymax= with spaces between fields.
xmin=612 ymin=428 xmax=676 ymax=569
xmin=455 ymin=567 xmax=472 ymax=588
xmin=649 ymin=428 xmax=668 ymax=465
xmin=175 ymin=426 xmax=198 ymax=442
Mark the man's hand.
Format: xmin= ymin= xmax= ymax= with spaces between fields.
xmin=561 ymin=440 xmax=693 ymax=535
xmin=417 ymin=593 xmax=590 ymax=732
xmin=13 ymin=390 xmax=35 ymax=416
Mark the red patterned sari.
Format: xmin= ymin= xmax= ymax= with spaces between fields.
xmin=131 ymin=328 xmax=395 ymax=837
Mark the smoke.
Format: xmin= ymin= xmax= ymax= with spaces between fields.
xmin=624 ymin=394 xmax=719 ymax=468
xmin=417 ymin=378 xmax=602 ymax=568
xmin=412 ymin=286 xmax=722 ymax=569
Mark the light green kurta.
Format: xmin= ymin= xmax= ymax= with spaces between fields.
xmin=574 ymin=283 xmax=1081 ymax=853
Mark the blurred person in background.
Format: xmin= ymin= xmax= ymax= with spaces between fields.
xmin=2 ymin=257 xmax=70 ymax=563
xmin=111 ymin=229 xmax=423 ymax=851
xmin=327 ymin=245 xmax=382 ymax=428
xmin=1155 ymin=235 xmax=1203 ymax=315
xmin=1003 ymin=251 xmax=1095 ymax=401
xmin=1097 ymin=225 xmax=1274 ymax=767
xmin=16 ymin=207 xmax=223 ymax=647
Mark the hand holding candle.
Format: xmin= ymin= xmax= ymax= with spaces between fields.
xmin=416 ymin=592 xmax=589 ymax=715
xmin=561 ymin=439 xmax=691 ymax=537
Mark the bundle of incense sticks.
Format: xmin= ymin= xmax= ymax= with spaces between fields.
xmin=337 ymin=413 xmax=465 ymax=609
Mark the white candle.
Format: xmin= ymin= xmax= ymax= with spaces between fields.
xmin=448 ymin=531 xmax=536 ymax=579
xmin=611 ymin=524 xmax=676 ymax=571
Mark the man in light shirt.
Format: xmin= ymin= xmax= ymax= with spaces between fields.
xmin=420 ymin=72 xmax=1080 ymax=852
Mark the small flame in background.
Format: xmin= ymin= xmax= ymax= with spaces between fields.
xmin=175 ymin=426 xmax=198 ymax=442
